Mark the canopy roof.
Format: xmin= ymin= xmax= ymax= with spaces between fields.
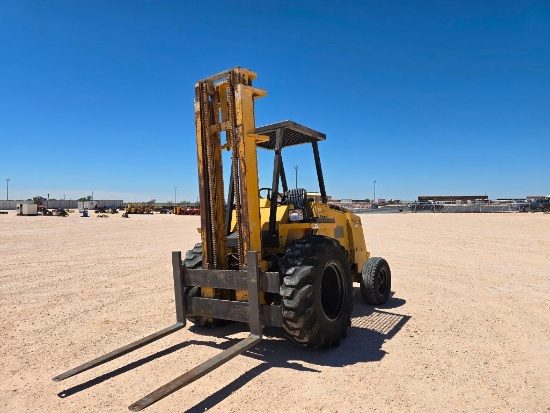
xmin=255 ymin=120 xmax=325 ymax=150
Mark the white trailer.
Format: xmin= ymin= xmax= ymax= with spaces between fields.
xmin=16 ymin=203 xmax=38 ymax=216
xmin=78 ymin=201 xmax=95 ymax=211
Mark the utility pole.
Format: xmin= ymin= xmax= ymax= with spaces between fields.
xmin=373 ymin=180 xmax=377 ymax=203
xmin=174 ymin=186 xmax=177 ymax=204
xmin=294 ymin=165 xmax=299 ymax=189
xmin=5 ymin=178 xmax=10 ymax=201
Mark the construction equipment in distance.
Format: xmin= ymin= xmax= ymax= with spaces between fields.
xmin=125 ymin=203 xmax=153 ymax=214
xmin=53 ymin=67 xmax=392 ymax=411
xmin=173 ymin=205 xmax=200 ymax=215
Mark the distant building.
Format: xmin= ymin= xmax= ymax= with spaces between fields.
xmin=418 ymin=195 xmax=488 ymax=203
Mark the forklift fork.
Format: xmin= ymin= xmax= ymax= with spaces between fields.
xmin=53 ymin=251 xmax=271 ymax=411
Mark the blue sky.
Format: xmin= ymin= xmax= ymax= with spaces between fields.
xmin=1 ymin=1 xmax=548 ymax=202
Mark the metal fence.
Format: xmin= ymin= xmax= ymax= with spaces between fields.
xmin=352 ymin=202 xmax=544 ymax=214
xmin=0 ymin=200 xmax=79 ymax=210
xmin=0 ymin=200 xmax=32 ymax=210
xmin=0 ymin=200 xmax=123 ymax=210
xmin=405 ymin=202 xmax=545 ymax=213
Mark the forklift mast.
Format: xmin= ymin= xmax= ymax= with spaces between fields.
xmin=194 ymin=67 xmax=267 ymax=271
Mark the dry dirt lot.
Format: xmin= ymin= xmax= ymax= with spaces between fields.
xmin=1 ymin=211 xmax=549 ymax=412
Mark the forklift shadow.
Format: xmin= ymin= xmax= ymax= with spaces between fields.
xmin=252 ymin=291 xmax=410 ymax=369
xmin=182 ymin=292 xmax=410 ymax=413
xmin=371 ymin=291 xmax=407 ymax=310
xmin=57 ymin=339 xmax=221 ymax=399
xmin=58 ymin=293 xmax=409 ymax=412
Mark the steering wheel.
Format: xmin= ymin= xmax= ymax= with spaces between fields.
xmin=259 ymin=187 xmax=285 ymax=204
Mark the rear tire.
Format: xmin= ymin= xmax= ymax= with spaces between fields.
xmin=279 ymin=236 xmax=353 ymax=349
xmin=183 ymin=243 xmax=229 ymax=327
xmin=360 ymin=257 xmax=391 ymax=305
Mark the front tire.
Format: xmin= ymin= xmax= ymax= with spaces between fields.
xmin=279 ymin=236 xmax=353 ymax=349
xmin=360 ymin=257 xmax=391 ymax=305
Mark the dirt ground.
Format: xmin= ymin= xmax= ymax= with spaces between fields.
xmin=0 ymin=210 xmax=548 ymax=412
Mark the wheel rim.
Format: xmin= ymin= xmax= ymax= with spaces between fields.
xmin=377 ymin=268 xmax=387 ymax=295
xmin=321 ymin=262 xmax=345 ymax=321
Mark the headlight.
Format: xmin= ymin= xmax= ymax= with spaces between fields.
xmin=289 ymin=209 xmax=304 ymax=222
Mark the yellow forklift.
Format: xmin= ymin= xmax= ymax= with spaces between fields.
xmin=54 ymin=67 xmax=391 ymax=410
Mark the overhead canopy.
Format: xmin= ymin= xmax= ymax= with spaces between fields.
xmin=255 ymin=120 xmax=326 ymax=150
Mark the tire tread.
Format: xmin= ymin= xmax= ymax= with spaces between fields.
xmin=279 ymin=236 xmax=353 ymax=349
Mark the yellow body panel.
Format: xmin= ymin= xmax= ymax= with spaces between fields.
xmin=277 ymin=202 xmax=369 ymax=275
xmin=231 ymin=198 xmax=369 ymax=276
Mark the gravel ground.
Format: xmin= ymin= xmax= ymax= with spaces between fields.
xmin=0 ymin=211 xmax=548 ymax=412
